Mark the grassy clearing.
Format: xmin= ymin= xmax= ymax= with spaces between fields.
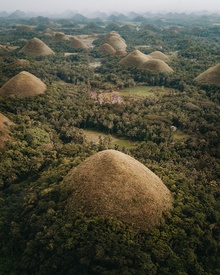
xmin=83 ymin=129 xmax=137 ymax=149
xmin=118 ymin=86 xmax=166 ymax=97
xmin=173 ymin=130 xmax=190 ymax=140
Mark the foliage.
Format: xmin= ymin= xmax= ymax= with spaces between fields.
xmin=0 ymin=14 xmax=220 ymax=274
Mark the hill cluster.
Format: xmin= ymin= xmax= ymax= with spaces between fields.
xmin=119 ymin=49 xmax=173 ymax=74
xmin=0 ymin=13 xmax=219 ymax=275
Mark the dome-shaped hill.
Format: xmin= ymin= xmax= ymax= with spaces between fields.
xmin=51 ymin=32 xmax=69 ymax=42
xmin=69 ymin=37 xmax=89 ymax=50
xmin=139 ymin=59 xmax=174 ymax=74
xmin=119 ymin=50 xmax=151 ymax=68
xmin=84 ymin=22 xmax=102 ymax=31
xmin=63 ymin=150 xmax=173 ymax=230
xmin=149 ymin=51 xmax=170 ymax=62
xmin=194 ymin=63 xmax=220 ymax=86
xmin=105 ymin=33 xmax=127 ymax=51
xmin=43 ymin=28 xmax=54 ymax=36
xmin=115 ymin=49 xmax=127 ymax=56
xmin=0 ymin=113 xmax=14 ymax=147
xmin=20 ymin=37 xmax=55 ymax=57
xmin=120 ymin=24 xmax=136 ymax=32
xmin=105 ymin=23 xmax=120 ymax=31
xmin=99 ymin=43 xmax=116 ymax=55
xmin=15 ymin=59 xmax=30 ymax=67
xmin=0 ymin=71 xmax=46 ymax=98
xmin=17 ymin=24 xmax=34 ymax=33
xmin=105 ymin=31 xmax=124 ymax=40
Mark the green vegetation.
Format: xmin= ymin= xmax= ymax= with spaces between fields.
xmin=119 ymin=85 xmax=155 ymax=97
xmin=0 ymin=12 xmax=220 ymax=274
xmin=83 ymin=129 xmax=137 ymax=149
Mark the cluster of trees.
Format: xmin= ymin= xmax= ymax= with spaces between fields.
xmin=0 ymin=15 xmax=220 ymax=274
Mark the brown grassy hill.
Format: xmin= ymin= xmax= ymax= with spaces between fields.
xmin=63 ymin=149 xmax=173 ymax=230
xmin=149 ymin=51 xmax=170 ymax=62
xmin=119 ymin=50 xmax=151 ymax=68
xmin=106 ymin=31 xmax=124 ymax=40
xmin=17 ymin=24 xmax=34 ymax=33
xmin=139 ymin=59 xmax=174 ymax=74
xmin=15 ymin=59 xmax=30 ymax=67
xmin=69 ymin=37 xmax=89 ymax=50
xmin=115 ymin=49 xmax=127 ymax=56
xmin=51 ymin=32 xmax=69 ymax=42
xmin=99 ymin=43 xmax=116 ymax=55
xmin=194 ymin=63 xmax=220 ymax=86
xmin=43 ymin=28 xmax=54 ymax=36
xmin=0 ymin=113 xmax=14 ymax=147
xmin=0 ymin=71 xmax=46 ymax=98
xmin=20 ymin=37 xmax=55 ymax=57
xmin=105 ymin=32 xmax=127 ymax=51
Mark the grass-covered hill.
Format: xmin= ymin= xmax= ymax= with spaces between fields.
xmin=0 ymin=14 xmax=220 ymax=274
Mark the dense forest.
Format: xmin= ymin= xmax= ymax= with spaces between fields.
xmin=0 ymin=11 xmax=220 ymax=274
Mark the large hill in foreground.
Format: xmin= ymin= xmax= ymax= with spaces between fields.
xmin=64 ymin=149 xmax=173 ymax=230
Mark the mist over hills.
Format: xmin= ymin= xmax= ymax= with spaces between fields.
xmin=1 ymin=9 xmax=220 ymax=21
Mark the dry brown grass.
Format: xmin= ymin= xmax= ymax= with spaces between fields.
xmin=105 ymin=32 xmax=127 ymax=51
xmin=106 ymin=31 xmax=124 ymax=40
xmin=99 ymin=43 xmax=116 ymax=55
xmin=43 ymin=28 xmax=54 ymax=35
xmin=195 ymin=63 xmax=220 ymax=86
xmin=17 ymin=25 xmax=34 ymax=33
xmin=0 ymin=71 xmax=46 ymax=98
xmin=20 ymin=37 xmax=55 ymax=57
xmin=63 ymin=150 xmax=173 ymax=230
xmin=69 ymin=37 xmax=89 ymax=50
xmin=15 ymin=59 xmax=30 ymax=67
xmin=0 ymin=113 xmax=14 ymax=147
xmin=149 ymin=51 xmax=170 ymax=62
xmin=139 ymin=59 xmax=174 ymax=74
xmin=51 ymin=32 xmax=69 ymax=42
xmin=115 ymin=49 xmax=127 ymax=56
xmin=119 ymin=50 xmax=151 ymax=68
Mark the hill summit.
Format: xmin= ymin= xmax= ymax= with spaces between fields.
xmin=20 ymin=37 xmax=55 ymax=57
xmin=63 ymin=149 xmax=173 ymax=230
xmin=0 ymin=71 xmax=46 ymax=98
xmin=195 ymin=63 xmax=220 ymax=86
xmin=139 ymin=59 xmax=174 ymax=73
xmin=119 ymin=49 xmax=151 ymax=68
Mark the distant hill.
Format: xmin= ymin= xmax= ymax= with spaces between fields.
xmin=195 ymin=63 xmax=220 ymax=86
xmin=7 ymin=9 xmax=27 ymax=19
xmin=51 ymin=32 xmax=69 ymax=42
xmin=105 ymin=32 xmax=127 ymax=51
xmin=20 ymin=37 xmax=55 ymax=57
xmin=63 ymin=149 xmax=173 ymax=230
xmin=16 ymin=25 xmax=34 ymax=33
xmin=69 ymin=37 xmax=89 ymax=50
xmin=0 ymin=71 xmax=46 ymax=98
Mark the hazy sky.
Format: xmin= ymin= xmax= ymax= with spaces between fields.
xmin=2 ymin=0 xmax=220 ymax=13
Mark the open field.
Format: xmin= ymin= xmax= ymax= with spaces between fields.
xmin=83 ymin=129 xmax=137 ymax=149
xmin=118 ymin=86 xmax=166 ymax=97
